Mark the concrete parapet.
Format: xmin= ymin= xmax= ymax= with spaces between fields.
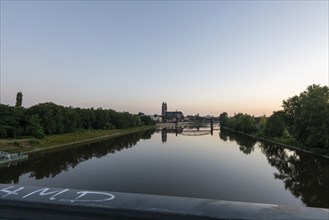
xmin=1 ymin=184 xmax=328 ymax=220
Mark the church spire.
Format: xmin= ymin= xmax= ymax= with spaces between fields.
xmin=162 ymin=101 xmax=167 ymax=116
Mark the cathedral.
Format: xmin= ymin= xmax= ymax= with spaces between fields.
xmin=161 ymin=102 xmax=184 ymax=121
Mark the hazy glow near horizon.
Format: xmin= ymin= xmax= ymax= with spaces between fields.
xmin=1 ymin=1 xmax=328 ymax=116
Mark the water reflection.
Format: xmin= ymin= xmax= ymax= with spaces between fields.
xmin=159 ymin=124 xmax=219 ymax=143
xmin=161 ymin=128 xmax=167 ymax=143
xmin=261 ymin=142 xmax=329 ymax=208
xmin=219 ymin=129 xmax=256 ymax=154
xmin=1 ymin=126 xmax=328 ymax=208
xmin=219 ymin=128 xmax=329 ymax=208
xmin=0 ymin=129 xmax=155 ymax=184
xmin=161 ymin=127 xmax=183 ymax=143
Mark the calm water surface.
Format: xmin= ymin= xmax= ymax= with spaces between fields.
xmin=1 ymin=126 xmax=328 ymax=208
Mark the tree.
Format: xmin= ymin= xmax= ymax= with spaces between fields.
xmin=264 ymin=111 xmax=287 ymax=138
xmin=15 ymin=92 xmax=23 ymax=107
xmin=282 ymin=95 xmax=301 ymax=133
xmin=0 ymin=104 xmax=13 ymax=137
xmin=140 ymin=115 xmax=155 ymax=126
xmin=0 ymin=104 xmax=26 ymax=137
xmin=64 ymin=108 xmax=81 ymax=132
xmin=26 ymin=114 xmax=44 ymax=139
xmin=283 ymin=84 xmax=329 ymax=149
xmin=219 ymin=112 xmax=228 ymax=127
xmin=225 ymin=113 xmax=257 ymax=134
xmin=257 ymin=115 xmax=267 ymax=135
xmin=27 ymin=102 xmax=65 ymax=135
xmin=239 ymin=114 xmax=257 ymax=134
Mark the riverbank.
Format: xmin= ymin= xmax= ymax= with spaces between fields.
xmin=220 ymin=126 xmax=329 ymax=159
xmin=0 ymin=126 xmax=155 ymax=154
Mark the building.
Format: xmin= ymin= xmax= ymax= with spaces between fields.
xmin=162 ymin=102 xmax=167 ymax=116
xmin=161 ymin=102 xmax=184 ymax=121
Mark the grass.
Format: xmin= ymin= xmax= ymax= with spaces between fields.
xmin=0 ymin=126 xmax=154 ymax=154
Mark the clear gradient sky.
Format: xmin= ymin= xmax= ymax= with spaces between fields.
xmin=1 ymin=1 xmax=328 ymax=116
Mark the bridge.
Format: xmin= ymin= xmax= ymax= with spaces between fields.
xmin=157 ymin=121 xmax=220 ymax=138
xmin=156 ymin=119 xmax=219 ymax=130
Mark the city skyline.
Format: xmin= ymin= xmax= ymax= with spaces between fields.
xmin=1 ymin=1 xmax=328 ymax=116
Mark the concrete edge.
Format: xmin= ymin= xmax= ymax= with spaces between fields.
xmin=1 ymin=184 xmax=328 ymax=220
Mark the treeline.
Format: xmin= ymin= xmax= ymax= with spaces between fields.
xmin=0 ymin=101 xmax=155 ymax=139
xmin=219 ymin=84 xmax=329 ymax=152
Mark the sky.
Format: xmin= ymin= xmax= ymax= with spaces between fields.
xmin=1 ymin=1 xmax=328 ymax=116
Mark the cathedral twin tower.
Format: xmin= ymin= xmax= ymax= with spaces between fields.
xmin=161 ymin=102 xmax=167 ymax=116
xmin=161 ymin=102 xmax=184 ymax=120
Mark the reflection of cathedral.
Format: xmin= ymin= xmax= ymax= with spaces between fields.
xmin=161 ymin=129 xmax=167 ymax=143
xmin=161 ymin=102 xmax=184 ymax=121
xmin=161 ymin=127 xmax=184 ymax=143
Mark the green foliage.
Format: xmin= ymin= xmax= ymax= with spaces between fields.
xmin=26 ymin=114 xmax=44 ymax=139
xmin=282 ymin=84 xmax=329 ymax=149
xmin=240 ymin=114 xmax=257 ymax=134
xmin=0 ymin=101 xmax=149 ymax=139
xmin=15 ymin=92 xmax=23 ymax=107
xmin=219 ymin=112 xmax=228 ymax=127
xmin=0 ymin=104 xmax=26 ymax=138
xmin=225 ymin=113 xmax=257 ymax=134
xmin=264 ymin=111 xmax=287 ymax=138
xmin=140 ymin=115 xmax=155 ymax=126
xmin=27 ymin=102 xmax=64 ymax=134
xmin=258 ymin=116 xmax=267 ymax=131
xmin=221 ymin=84 xmax=329 ymax=153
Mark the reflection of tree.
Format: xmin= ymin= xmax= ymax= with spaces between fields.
xmin=260 ymin=143 xmax=329 ymax=208
xmin=219 ymin=128 xmax=329 ymax=208
xmin=219 ymin=128 xmax=257 ymax=154
xmin=0 ymin=129 xmax=155 ymax=183
xmin=219 ymin=129 xmax=228 ymax=141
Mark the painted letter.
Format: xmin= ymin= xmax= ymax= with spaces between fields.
xmin=61 ymin=191 xmax=115 ymax=203
xmin=0 ymin=186 xmax=24 ymax=198
xmin=22 ymin=188 xmax=69 ymax=200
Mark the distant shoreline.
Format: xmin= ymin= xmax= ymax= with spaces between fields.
xmin=220 ymin=126 xmax=329 ymax=159
xmin=0 ymin=126 xmax=155 ymax=155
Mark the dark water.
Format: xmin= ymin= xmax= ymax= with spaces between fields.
xmin=1 ymin=126 xmax=328 ymax=208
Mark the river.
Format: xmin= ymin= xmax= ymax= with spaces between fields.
xmin=0 ymin=125 xmax=328 ymax=208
